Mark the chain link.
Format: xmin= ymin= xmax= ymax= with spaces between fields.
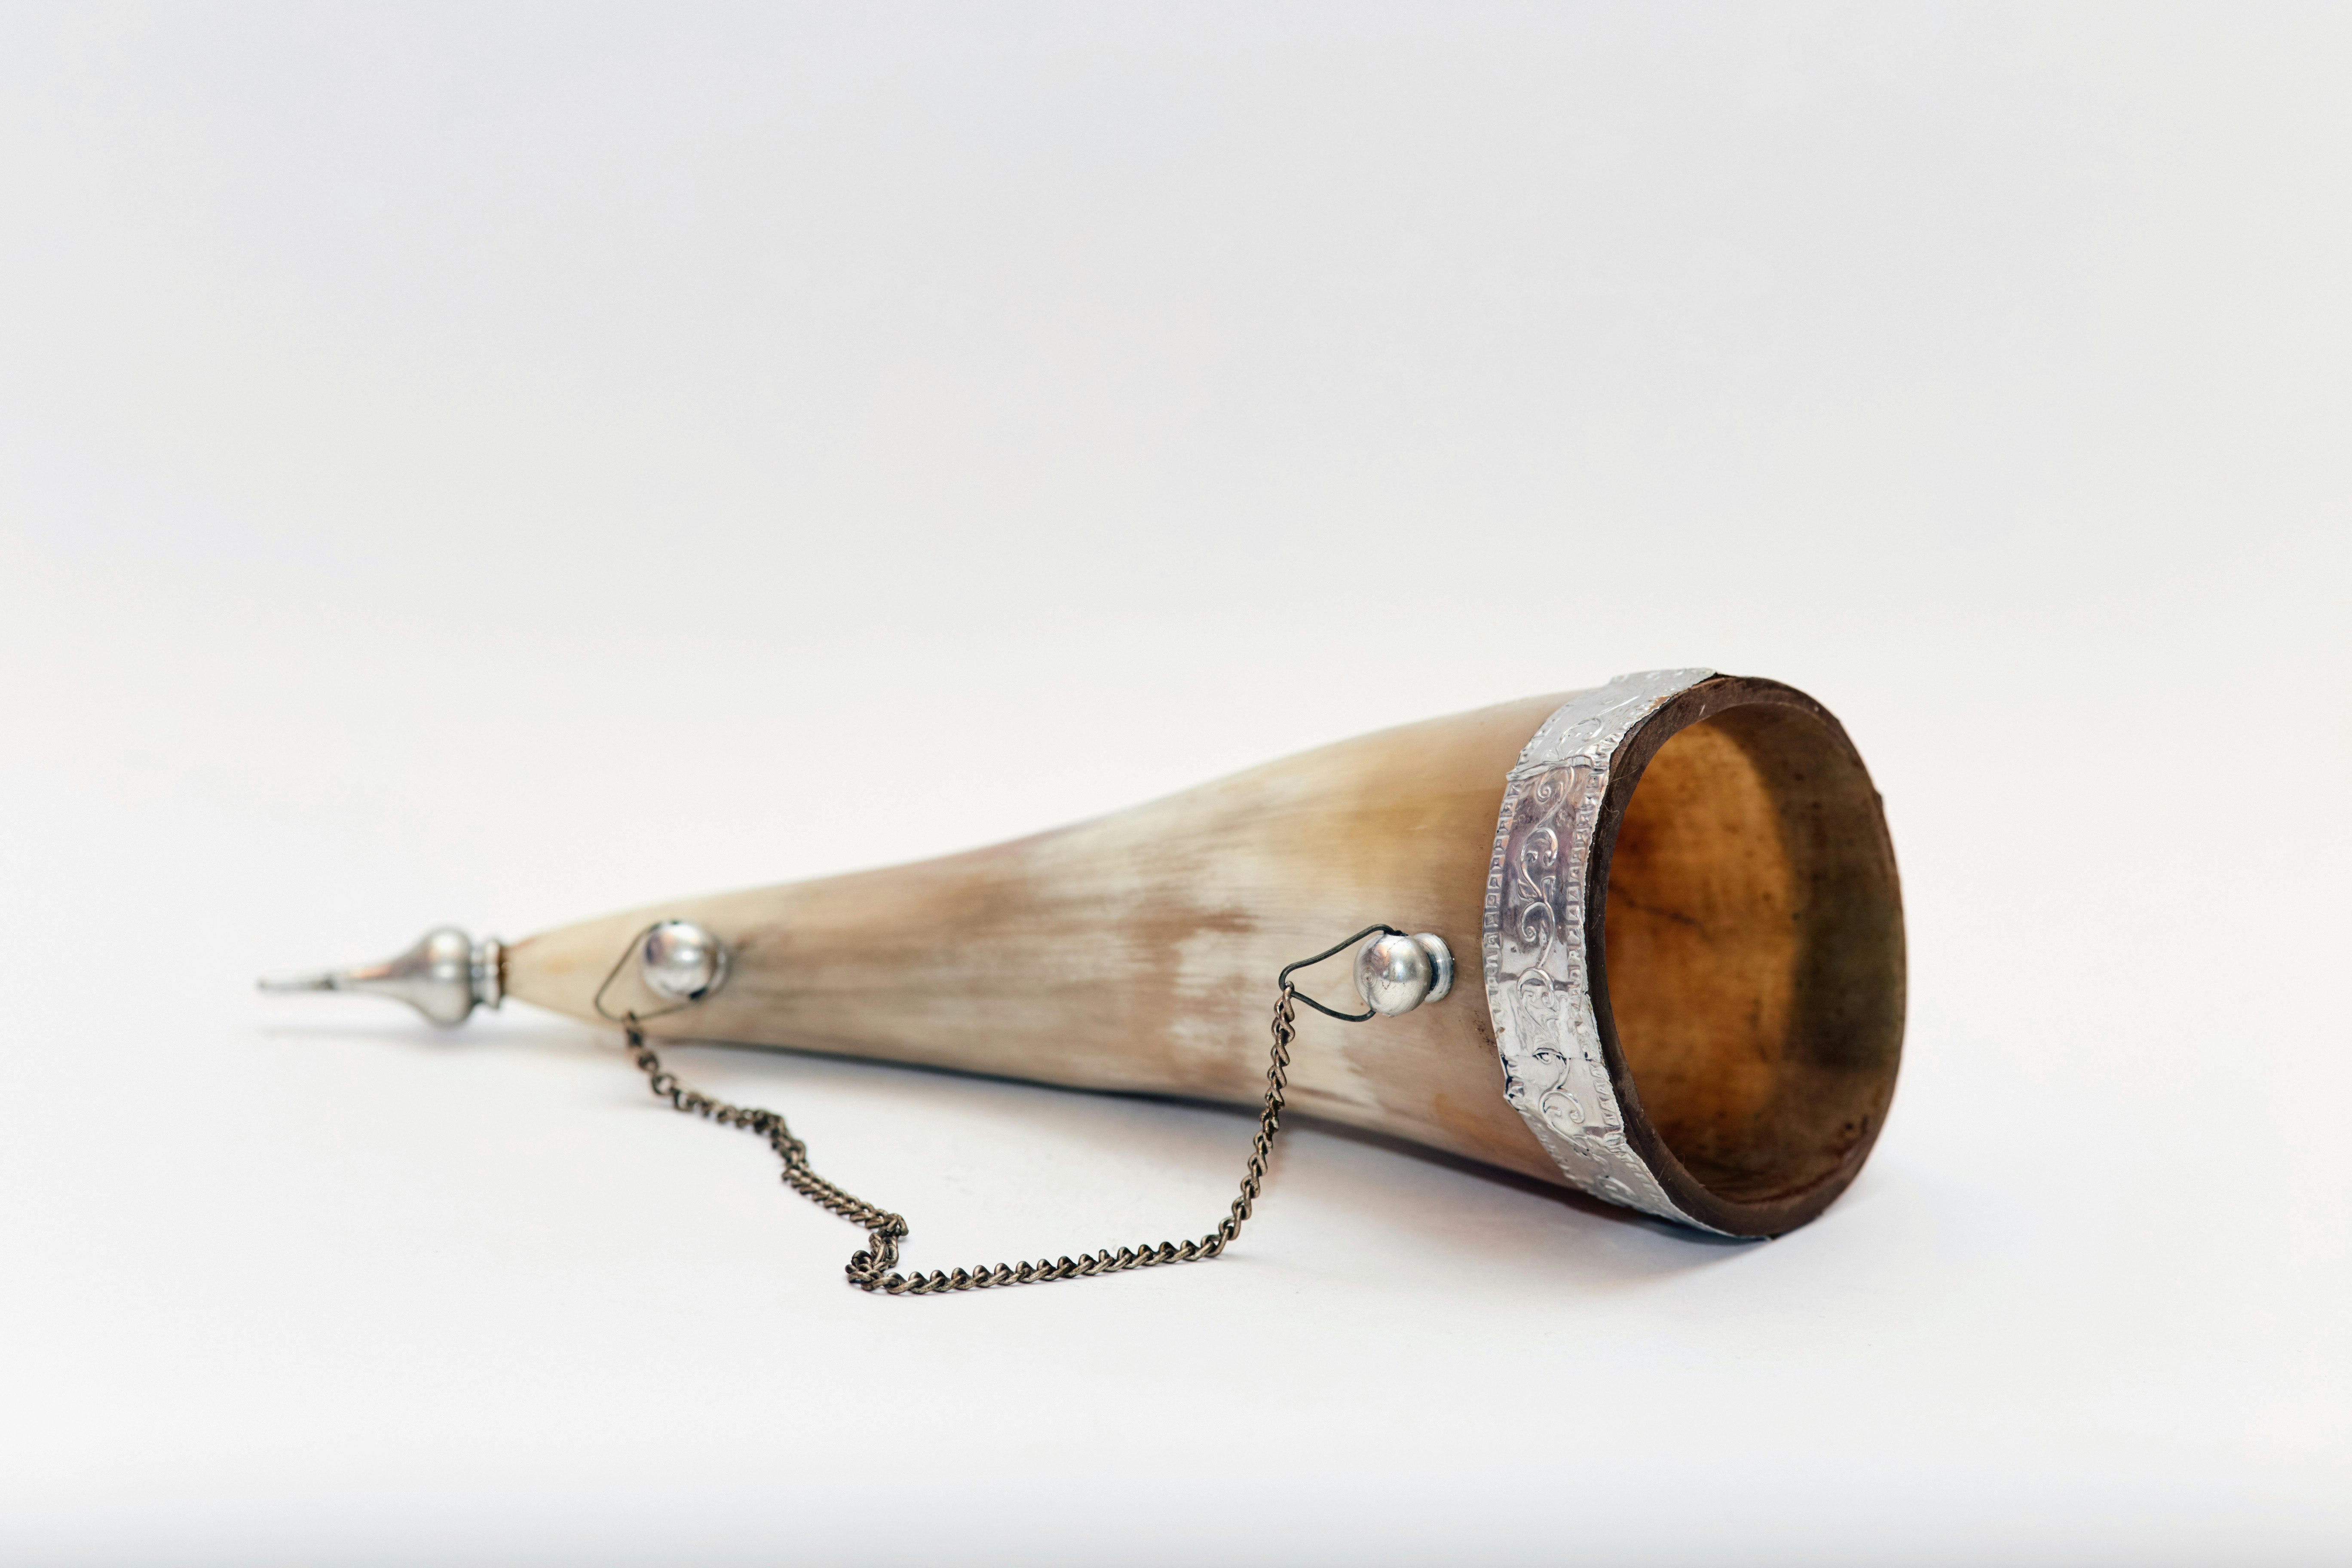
xmin=621 ymin=982 xmax=1303 ymax=1295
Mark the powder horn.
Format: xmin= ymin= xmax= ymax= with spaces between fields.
xmin=262 ymin=669 xmax=1905 ymax=1237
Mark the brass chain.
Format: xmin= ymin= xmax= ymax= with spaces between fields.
xmin=621 ymin=978 xmax=1308 ymax=1295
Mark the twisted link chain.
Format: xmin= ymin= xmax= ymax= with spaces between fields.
xmin=622 ymin=983 xmax=1302 ymax=1295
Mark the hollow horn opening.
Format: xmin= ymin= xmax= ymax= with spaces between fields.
xmin=1592 ymin=677 xmax=1906 ymax=1235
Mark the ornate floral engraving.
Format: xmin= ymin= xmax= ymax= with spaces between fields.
xmin=1480 ymin=669 xmax=1724 ymax=1230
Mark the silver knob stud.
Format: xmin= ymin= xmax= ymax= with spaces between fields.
xmin=640 ymin=920 xmax=729 ymax=1003
xmin=1354 ymin=931 xmax=1455 ymax=1017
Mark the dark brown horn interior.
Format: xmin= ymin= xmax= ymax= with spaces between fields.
xmin=1591 ymin=676 xmax=1905 ymax=1236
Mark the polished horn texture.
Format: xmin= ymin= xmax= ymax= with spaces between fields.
xmin=492 ymin=669 xmax=1904 ymax=1237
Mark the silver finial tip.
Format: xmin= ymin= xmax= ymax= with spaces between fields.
xmin=258 ymin=926 xmax=503 ymax=1029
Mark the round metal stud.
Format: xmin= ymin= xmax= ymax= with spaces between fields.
xmin=1413 ymin=932 xmax=1454 ymax=1003
xmin=1355 ymin=931 xmax=1436 ymax=1017
xmin=640 ymin=920 xmax=728 ymax=1003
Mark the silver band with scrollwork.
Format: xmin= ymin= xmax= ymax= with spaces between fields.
xmin=1481 ymin=668 xmax=1730 ymax=1231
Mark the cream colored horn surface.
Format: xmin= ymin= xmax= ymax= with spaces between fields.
xmin=503 ymin=693 xmax=1572 ymax=1182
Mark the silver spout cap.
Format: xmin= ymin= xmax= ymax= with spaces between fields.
xmin=258 ymin=927 xmax=503 ymax=1029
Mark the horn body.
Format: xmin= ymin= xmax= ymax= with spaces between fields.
xmin=504 ymin=671 xmax=1904 ymax=1236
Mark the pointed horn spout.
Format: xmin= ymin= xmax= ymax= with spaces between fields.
xmin=259 ymin=927 xmax=503 ymax=1029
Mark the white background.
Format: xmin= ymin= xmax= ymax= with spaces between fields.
xmin=3 ymin=5 xmax=2347 ymax=1564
